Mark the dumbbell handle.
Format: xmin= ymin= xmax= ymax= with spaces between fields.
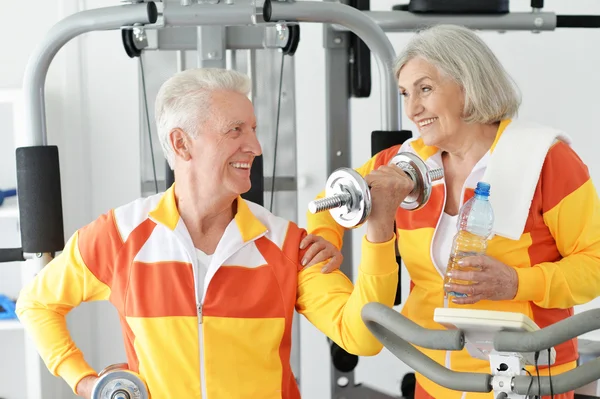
xmin=309 ymin=192 xmax=352 ymax=214
xmin=308 ymin=167 xmax=444 ymax=215
xmin=426 ymin=168 xmax=444 ymax=182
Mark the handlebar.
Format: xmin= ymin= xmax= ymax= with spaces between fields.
xmin=361 ymin=303 xmax=600 ymax=396
xmin=494 ymin=308 xmax=600 ymax=352
xmin=362 ymin=302 xmax=465 ymax=350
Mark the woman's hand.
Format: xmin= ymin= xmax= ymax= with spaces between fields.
xmin=75 ymin=375 xmax=99 ymax=399
xmin=300 ymin=234 xmax=343 ymax=273
xmin=364 ymin=164 xmax=415 ymax=243
xmin=444 ymin=255 xmax=519 ymax=305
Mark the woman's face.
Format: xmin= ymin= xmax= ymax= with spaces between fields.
xmin=398 ymin=57 xmax=466 ymax=149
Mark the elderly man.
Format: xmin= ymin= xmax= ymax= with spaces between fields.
xmin=16 ymin=68 xmax=413 ymax=398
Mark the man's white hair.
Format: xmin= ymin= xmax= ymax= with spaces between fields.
xmin=155 ymin=68 xmax=252 ymax=168
xmin=393 ymin=24 xmax=521 ymax=124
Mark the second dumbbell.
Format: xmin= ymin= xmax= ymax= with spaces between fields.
xmin=92 ymin=363 xmax=149 ymax=399
xmin=308 ymin=152 xmax=444 ymax=228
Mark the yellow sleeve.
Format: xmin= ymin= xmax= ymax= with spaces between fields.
xmin=295 ymin=234 xmax=398 ymax=356
xmin=15 ymin=232 xmax=111 ymax=392
xmin=513 ymin=143 xmax=600 ymax=308
xmin=306 ymin=150 xmax=393 ymax=250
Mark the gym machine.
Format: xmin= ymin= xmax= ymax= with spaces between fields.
xmin=362 ymin=303 xmax=600 ymax=399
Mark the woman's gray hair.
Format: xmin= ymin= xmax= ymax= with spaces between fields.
xmin=393 ymin=24 xmax=521 ymax=124
xmin=155 ymin=68 xmax=252 ymax=168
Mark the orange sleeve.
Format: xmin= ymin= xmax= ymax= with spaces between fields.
xmin=514 ymin=142 xmax=600 ymax=308
xmin=15 ymin=210 xmax=123 ymax=392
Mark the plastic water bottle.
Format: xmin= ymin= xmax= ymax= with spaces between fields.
xmin=444 ymin=182 xmax=494 ymax=298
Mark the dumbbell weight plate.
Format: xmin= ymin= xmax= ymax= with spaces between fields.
xmin=390 ymin=152 xmax=433 ymax=211
xmin=325 ymin=168 xmax=372 ymax=228
xmin=91 ymin=370 xmax=149 ymax=399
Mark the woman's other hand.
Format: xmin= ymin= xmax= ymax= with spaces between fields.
xmin=445 ymin=255 xmax=518 ymax=305
xmin=300 ymin=234 xmax=344 ymax=273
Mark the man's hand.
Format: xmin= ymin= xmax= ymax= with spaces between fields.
xmin=300 ymin=234 xmax=343 ymax=273
xmin=75 ymin=375 xmax=99 ymax=399
xmin=444 ymin=255 xmax=519 ymax=305
xmin=364 ymin=164 xmax=415 ymax=243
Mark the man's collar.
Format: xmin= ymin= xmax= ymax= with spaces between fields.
xmin=149 ymin=184 xmax=267 ymax=243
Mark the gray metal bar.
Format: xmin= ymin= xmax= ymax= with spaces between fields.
xmin=23 ymin=2 xmax=157 ymax=147
xmin=197 ymin=26 xmax=226 ymax=68
xmin=324 ymin=32 xmax=353 ymax=277
xmin=229 ymin=25 xmax=287 ymax=49
xmin=320 ymin=3 xmax=360 ymax=395
xmin=494 ymin=309 xmax=600 ymax=353
xmin=362 ymin=303 xmax=491 ymax=393
xmin=162 ymin=0 xmax=267 ymax=27
xmin=331 ymin=11 xmax=557 ymax=32
xmin=362 ymin=303 xmax=465 ymax=351
xmin=268 ymin=1 xmax=400 ymax=131
xmin=146 ymin=26 xmax=288 ymax=51
xmin=513 ymin=358 xmax=600 ymax=396
xmin=263 ymin=176 xmax=296 ymax=192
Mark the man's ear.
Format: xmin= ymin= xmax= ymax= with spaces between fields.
xmin=170 ymin=128 xmax=192 ymax=161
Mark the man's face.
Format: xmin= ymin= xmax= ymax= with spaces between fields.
xmin=186 ymin=90 xmax=261 ymax=199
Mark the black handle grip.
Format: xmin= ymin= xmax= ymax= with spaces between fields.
xmin=349 ymin=0 xmax=371 ymax=98
xmin=0 ymin=248 xmax=24 ymax=263
xmin=531 ymin=0 xmax=544 ymax=9
xmin=557 ymin=15 xmax=600 ymax=28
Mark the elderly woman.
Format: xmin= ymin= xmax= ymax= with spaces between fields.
xmin=16 ymin=68 xmax=411 ymax=398
xmin=307 ymin=25 xmax=600 ymax=399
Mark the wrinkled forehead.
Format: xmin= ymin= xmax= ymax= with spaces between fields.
xmin=205 ymin=92 xmax=256 ymax=126
xmin=397 ymin=58 xmax=448 ymax=88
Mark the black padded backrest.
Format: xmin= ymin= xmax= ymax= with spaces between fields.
xmin=165 ymin=161 xmax=175 ymax=189
xmin=371 ymin=130 xmax=413 ymax=157
xmin=163 ymin=156 xmax=264 ymax=207
xmin=242 ymin=155 xmax=264 ymax=206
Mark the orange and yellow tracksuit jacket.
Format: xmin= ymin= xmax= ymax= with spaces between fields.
xmin=15 ymin=185 xmax=399 ymax=399
xmin=307 ymin=120 xmax=600 ymax=399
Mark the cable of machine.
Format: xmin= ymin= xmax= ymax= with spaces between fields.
xmin=269 ymin=51 xmax=286 ymax=213
xmin=139 ymin=55 xmax=159 ymax=194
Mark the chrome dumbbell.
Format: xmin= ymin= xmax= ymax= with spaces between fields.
xmin=92 ymin=363 xmax=149 ymax=399
xmin=308 ymin=152 xmax=444 ymax=228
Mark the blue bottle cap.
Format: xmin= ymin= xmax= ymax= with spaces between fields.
xmin=474 ymin=182 xmax=491 ymax=197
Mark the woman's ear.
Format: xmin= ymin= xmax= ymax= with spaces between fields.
xmin=170 ymin=128 xmax=192 ymax=161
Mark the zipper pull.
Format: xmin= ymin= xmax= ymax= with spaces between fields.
xmin=197 ymin=303 xmax=203 ymax=324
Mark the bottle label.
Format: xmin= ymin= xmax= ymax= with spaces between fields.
xmin=444 ymin=251 xmax=482 ymax=298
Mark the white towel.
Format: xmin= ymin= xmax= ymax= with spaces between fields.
xmin=481 ymin=120 xmax=572 ymax=240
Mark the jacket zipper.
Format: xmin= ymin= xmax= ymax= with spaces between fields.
xmin=166 ymin=217 xmax=267 ymax=399
xmin=197 ymin=301 xmax=207 ymax=399
xmin=185 ymin=241 xmax=208 ymax=399
xmin=424 ymin=155 xmax=453 ymax=376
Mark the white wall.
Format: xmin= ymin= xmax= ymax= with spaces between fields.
xmin=0 ymin=1 xmax=89 ymax=398
xmin=295 ymin=0 xmax=600 ymax=397
xmin=3 ymin=0 xmax=600 ymax=398
xmin=0 ymin=0 xmax=137 ymax=397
